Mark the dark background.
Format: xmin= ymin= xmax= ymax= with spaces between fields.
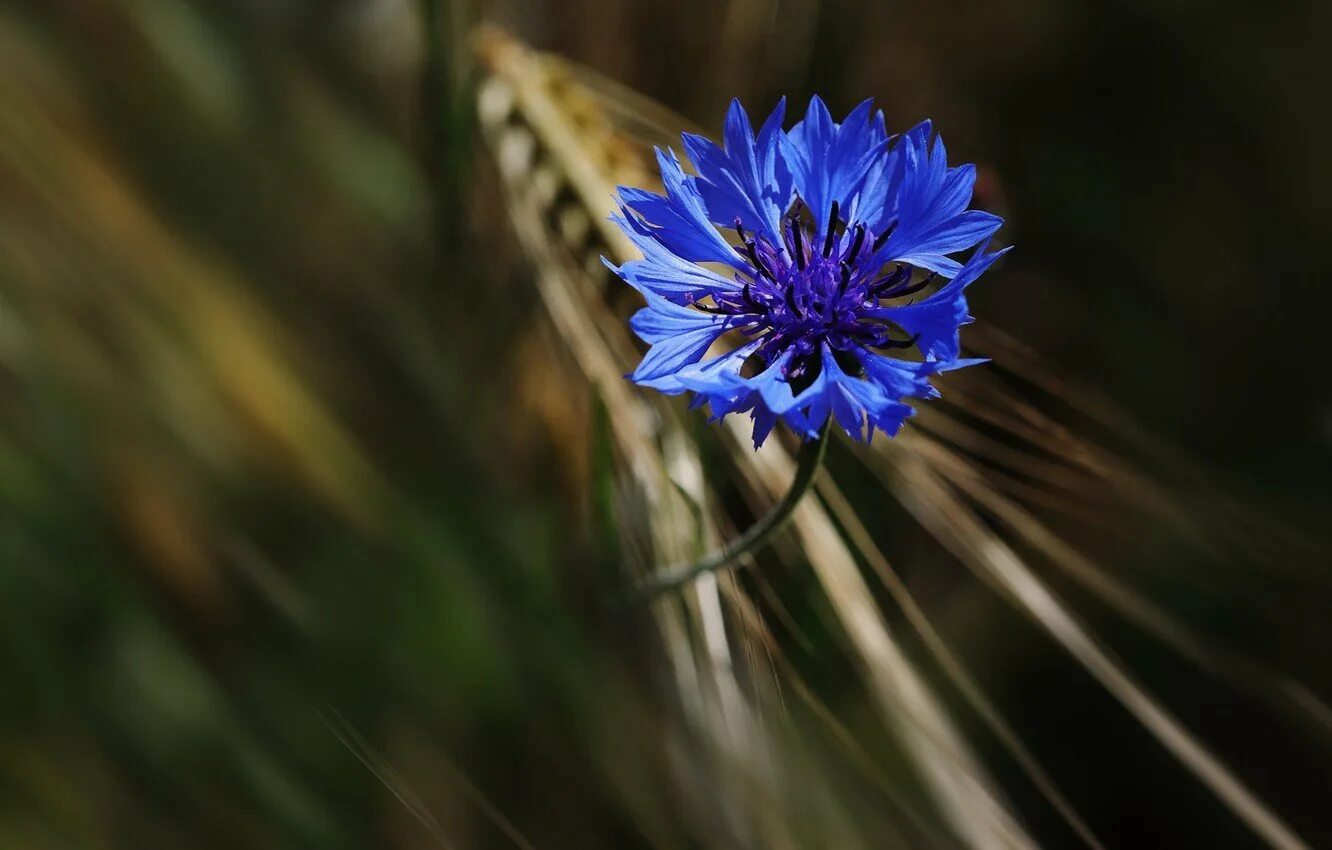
xmin=0 ymin=1 xmax=1328 ymax=848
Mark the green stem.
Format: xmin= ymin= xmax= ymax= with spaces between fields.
xmin=633 ymin=422 xmax=831 ymax=602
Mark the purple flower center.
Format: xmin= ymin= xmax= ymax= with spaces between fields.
xmin=688 ymin=198 xmax=933 ymax=391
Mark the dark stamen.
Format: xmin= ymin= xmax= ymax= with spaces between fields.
xmin=822 ymin=201 xmax=839 ymax=257
xmin=790 ymin=216 xmax=806 ymax=271
xmin=880 ymin=271 xmax=937 ymax=300
xmin=837 ymin=262 xmax=852 ymax=299
xmin=847 ymin=224 xmax=866 ymax=261
xmin=872 ymin=220 xmax=897 ymax=252
xmin=734 ymin=218 xmax=747 ymax=243
xmin=743 ymin=240 xmax=772 ymax=280
xmin=784 ymin=283 xmax=802 ymax=316
xmin=742 ymin=282 xmax=759 ymax=309
xmin=869 ymin=264 xmax=911 ymax=296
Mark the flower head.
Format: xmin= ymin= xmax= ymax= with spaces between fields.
xmin=606 ymin=96 xmax=1008 ymax=448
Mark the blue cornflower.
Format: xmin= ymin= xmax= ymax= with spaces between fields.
xmin=606 ymin=96 xmax=1008 ymax=448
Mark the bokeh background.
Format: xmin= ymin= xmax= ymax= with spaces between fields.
xmin=1 ymin=1 xmax=1329 ymax=848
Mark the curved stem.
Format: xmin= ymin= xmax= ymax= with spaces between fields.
xmin=633 ymin=422 xmax=831 ymax=602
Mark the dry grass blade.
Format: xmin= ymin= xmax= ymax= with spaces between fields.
xmin=967 ymin=327 xmax=1328 ymax=561
xmin=874 ymin=436 xmax=1312 ymax=850
xmin=815 ymin=476 xmax=1105 ymax=850
xmin=911 ymin=431 xmax=1332 ymax=743
xmin=477 ymin=74 xmax=732 ymax=694
xmin=323 ymin=709 xmax=540 ymax=850
xmin=722 ymin=416 xmax=1036 ymax=850
xmin=717 ymin=581 xmax=956 ymax=850
xmin=321 ymin=710 xmax=455 ymax=849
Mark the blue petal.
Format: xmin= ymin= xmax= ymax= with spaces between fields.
xmin=782 ymin=97 xmax=888 ymax=242
xmin=861 ymin=352 xmax=940 ymax=400
xmin=818 ymin=347 xmax=919 ymax=441
xmin=630 ymin=323 xmax=730 ymax=383
xmin=628 ymin=292 xmax=728 ymax=343
xmin=842 ymin=109 xmax=890 ymax=225
xmin=681 ymin=134 xmax=751 ymax=229
xmin=894 ymin=211 xmax=1004 ymax=273
xmin=617 ymin=148 xmax=746 ymax=270
xmin=753 ymin=349 xmax=826 ymax=416
xmin=867 ymin=244 xmax=1009 ymax=361
xmin=857 ymin=119 xmax=931 ymax=234
xmin=756 ymin=98 xmax=794 ymax=215
xmin=666 ymin=342 xmax=817 ymax=447
xmin=749 ymin=406 xmax=780 ymax=449
xmin=681 ymin=98 xmax=789 ymax=248
xmin=669 ymin=341 xmax=758 ymax=414
xmin=605 ymin=214 xmax=739 ymax=303
xmin=865 ymin=126 xmax=1000 ymax=276
xmin=627 ymin=291 xmax=733 ymax=382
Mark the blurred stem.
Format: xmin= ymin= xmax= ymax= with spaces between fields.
xmin=633 ymin=422 xmax=831 ymax=601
